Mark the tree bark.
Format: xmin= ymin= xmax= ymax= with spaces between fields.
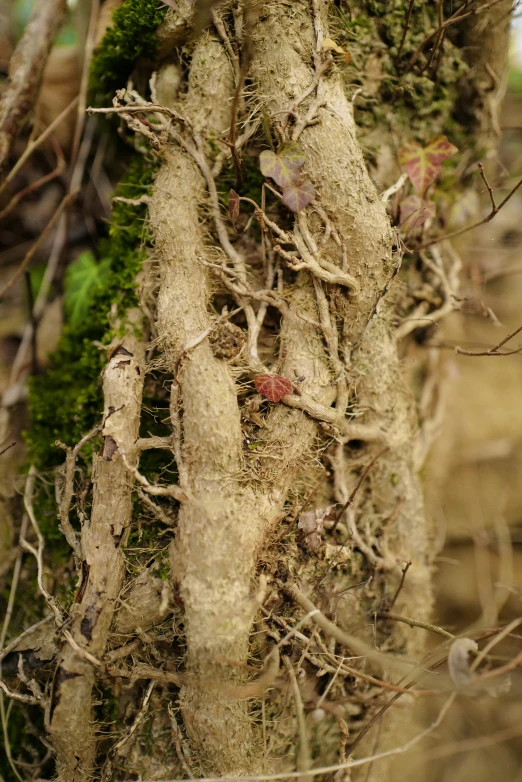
xmin=1 ymin=1 xmax=514 ymax=780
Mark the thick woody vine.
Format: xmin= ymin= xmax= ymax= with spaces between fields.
xmin=1 ymin=1 xmax=520 ymax=781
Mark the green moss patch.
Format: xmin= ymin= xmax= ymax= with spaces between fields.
xmin=91 ymin=0 xmax=167 ymax=97
xmin=27 ymin=156 xmax=157 ymax=469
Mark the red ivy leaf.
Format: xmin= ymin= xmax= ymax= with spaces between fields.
xmin=399 ymin=195 xmax=436 ymax=232
xmin=398 ymin=135 xmax=458 ymax=196
xmin=255 ymin=374 xmax=293 ymax=403
xmin=228 ymin=189 xmax=240 ymax=227
xmin=281 ymin=180 xmax=315 ymax=213
xmin=259 ymin=142 xmax=305 ymax=188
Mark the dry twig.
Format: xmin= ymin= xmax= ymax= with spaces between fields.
xmin=0 ymin=0 xmax=68 ymax=170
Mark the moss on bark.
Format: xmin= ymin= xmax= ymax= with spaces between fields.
xmin=90 ymin=0 xmax=167 ymax=97
xmin=27 ymin=156 xmax=156 ymax=469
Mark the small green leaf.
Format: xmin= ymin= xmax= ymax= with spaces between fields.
xmin=281 ymin=181 xmax=315 ymax=213
xmin=398 ymin=135 xmax=458 ymax=196
xmin=259 ymin=141 xmax=305 ymax=188
xmin=64 ymin=252 xmax=112 ymax=326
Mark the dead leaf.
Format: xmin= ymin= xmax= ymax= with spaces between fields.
xmin=322 ymin=37 xmax=344 ymax=55
xmin=228 ymin=189 xmax=240 ymax=228
xmin=448 ymin=637 xmax=477 ymax=688
xmin=298 ymin=505 xmax=335 ymax=551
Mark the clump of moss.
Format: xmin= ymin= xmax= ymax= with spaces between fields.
xmin=27 ymin=155 xmax=157 ymax=469
xmin=90 ymin=0 xmax=167 ymax=97
xmin=334 ymin=0 xmax=469 ymax=144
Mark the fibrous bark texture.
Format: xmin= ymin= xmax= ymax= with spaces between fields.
xmin=146 ymin=0 xmax=431 ymax=774
xmin=49 ymin=315 xmax=146 ymax=781
xmin=4 ymin=1 xmax=513 ymax=779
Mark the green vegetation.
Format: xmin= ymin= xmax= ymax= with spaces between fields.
xmin=335 ymin=0 xmax=469 ymax=145
xmin=64 ymin=252 xmax=112 ymax=327
xmin=27 ymin=156 xmax=156 ymax=469
xmin=90 ymin=0 xmax=167 ymax=97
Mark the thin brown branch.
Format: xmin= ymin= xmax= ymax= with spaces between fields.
xmin=404 ymin=0 xmax=506 ymax=72
xmin=283 ymin=657 xmax=312 ymax=782
xmin=0 ymin=616 xmax=53 ymax=663
xmin=329 ymin=447 xmax=389 ymax=538
xmin=317 ymin=447 xmax=390 ymax=582
xmin=112 ymin=681 xmax=156 ymax=754
xmin=0 ymin=151 xmax=66 ymax=221
xmin=0 ymin=0 xmax=68 ymax=171
xmin=395 ymin=0 xmax=416 ymax=65
xmin=149 ymin=689 xmax=458 ymax=781
xmin=376 ymin=611 xmax=454 ymax=640
xmin=423 ymin=0 xmax=445 ymax=74
xmin=0 ymin=191 xmax=77 ymax=300
xmin=168 ymin=704 xmax=195 ymax=779
xmin=0 ymin=515 xmax=30 ymax=653
xmin=416 ymin=164 xmax=522 ymax=250
xmin=0 ymin=678 xmax=40 ymax=705
xmin=347 ymin=658 xmax=449 ymax=756
xmin=478 ymin=161 xmax=496 ymax=212
xmin=0 ymin=96 xmax=77 ymax=197
xmin=55 ymin=424 xmax=104 ymax=562
xmin=119 ymin=449 xmax=187 ymax=502
xmin=69 ymin=0 xmax=99 ymax=188
xmin=22 ymin=466 xmax=64 ymax=624
xmin=310 ymin=635 xmax=438 ymax=696
xmin=86 ymin=101 xmax=187 ymax=126
xmin=281 ymin=582 xmax=415 ymax=677
xmin=0 ymin=441 xmax=16 ymax=457
xmin=387 ymin=560 xmax=412 ymax=610
xmin=455 ymin=323 xmax=522 ymax=356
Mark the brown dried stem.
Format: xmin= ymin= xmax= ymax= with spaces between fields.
xmin=0 ymin=0 xmax=68 ymax=171
xmin=455 ymin=322 xmax=522 ymax=356
xmin=404 ymin=0 xmax=507 ymax=73
xmin=0 ymin=191 xmax=76 ymax=300
xmin=417 ymin=164 xmax=522 ymax=250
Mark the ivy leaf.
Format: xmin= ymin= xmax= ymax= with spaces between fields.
xmin=399 ymin=195 xmax=436 ymax=232
xmin=282 ymin=181 xmax=315 ymax=213
xmin=64 ymin=252 xmax=112 ymax=326
xmin=259 ymin=141 xmax=305 ymax=188
xmin=255 ymin=374 xmax=293 ymax=403
xmin=398 ymin=135 xmax=458 ymax=196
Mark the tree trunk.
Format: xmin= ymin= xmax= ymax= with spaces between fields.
xmin=0 ymin=1 xmax=513 ymax=781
